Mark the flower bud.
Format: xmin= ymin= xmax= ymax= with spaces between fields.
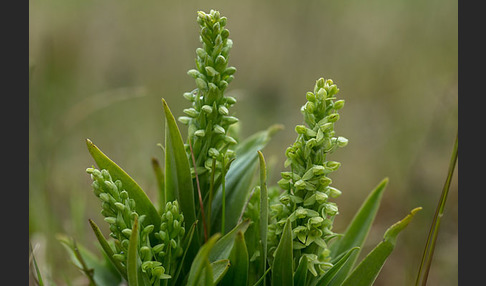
xmin=208 ymin=147 xmax=220 ymax=158
xmin=205 ymin=66 xmax=219 ymax=77
xmin=194 ymin=130 xmax=206 ymax=137
xmin=178 ymin=116 xmax=192 ymax=125
xmin=104 ymin=216 xmax=117 ymax=225
xmin=195 ymin=78 xmax=208 ymax=90
xmin=218 ymin=105 xmax=229 ymax=115
xmin=306 ymin=92 xmax=316 ymax=102
xmin=201 ymin=105 xmax=213 ymax=114
xmin=122 ymin=228 xmax=132 ymax=237
xmin=334 ymin=100 xmax=345 ymax=110
xmin=327 ymin=113 xmax=340 ymax=123
xmin=183 ymin=108 xmax=199 ymax=118
xmin=213 ymin=124 xmax=225 ymax=134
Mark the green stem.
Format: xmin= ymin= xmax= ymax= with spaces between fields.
xmin=221 ymin=156 xmax=226 ymax=235
xmin=415 ymin=130 xmax=458 ymax=286
xmin=189 ymin=139 xmax=208 ymax=242
xmin=207 ymin=159 xmax=217 ymax=235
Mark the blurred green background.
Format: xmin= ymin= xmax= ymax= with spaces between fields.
xmin=29 ymin=0 xmax=457 ymax=285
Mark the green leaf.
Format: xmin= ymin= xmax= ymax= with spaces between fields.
xmin=271 ymin=218 xmax=293 ymax=286
xmin=211 ymin=259 xmax=231 ymax=284
xmin=209 ymin=218 xmax=251 ymax=262
xmin=88 ymin=219 xmax=127 ymax=280
xmin=258 ymin=151 xmax=269 ymax=284
xmin=162 ymin=98 xmax=200 ymax=274
xmin=187 ymin=234 xmax=222 ymax=286
xmin=327 ymin=178 xmax=388 ymax=286
xmin=57 ymin=234 xmax=121 ymax=286
xmin=220 ymin=231 xmax=249 ymax=286
xmin=127 ymin=216 xmax=140 ymax=286
xmin=86 ymin=139 xmax=161 ymax=235
xmin=29 ymin=242 xmax=45 ymax=286
xmin=162 ymin=98 xmax=197 ymax=231
xmin=310 ymin=247 xmax=359 ymax=286
xmin=151 ymin=157 xmax=166 ymax=213
xmin=341 ymin=207 xmax=422 ymax=286
xmin=211 ymin=124 xmax=283 ymax=234
xmin=204 ymin=259 xmax=215 ymax=286
xmin=293 ymin=256 xmax=308 ymax=286
xmin=171 ymin=221 xmax=198 ymax=286
xmin=251 ymin=268 xmax=272 ymax=286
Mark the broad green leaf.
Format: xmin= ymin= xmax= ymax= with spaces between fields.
xmin=293 ymin=256 xmax=308 ymax=286
xmin=88 ymin=219 xmax=127 ymax=280
xmin=204 ymin=259 xmax=215 ymax=286
xmin=127 ymin=216 xmax=139 ymax=286
xmin=209 ymin=218 xmax=251 ymax=262
xmin=272 ymin=218 xmax=293 ymax=286
xmin=86 ymin=139 xmax=160 ymax=236
xmin=310 ymin=247 xmax=359 ymax=286
xmin=341 ymin=207 xmax=422 ymax=286
xmin=162 ymin=98 xmax=200 ymax=274
xmin=211 ymin=259 xmax=231 ymax=284
xmin=258 ymin=151 xmax=269 ymax=284
xmin=162 ymin=98 xmax=197 ymax=231
xmin=211 ymin=124 xmax=283 ymax=234
xmin=57 ymin=234 xmax=121 ymax=286
xmin=327 ymin=178 xmax=388 ymax=286
xmin=187 ymin=234 xmax=221 ymax=286
xmin=220 ymin=231 xmax=249 ymax=286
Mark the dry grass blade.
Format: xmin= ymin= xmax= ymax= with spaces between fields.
xmin=415 ymin=131 xmax=458 ymax=286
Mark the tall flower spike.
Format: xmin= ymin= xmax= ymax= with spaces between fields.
xmin=179 ymin=10 xmax=238 ymax=181
xmin=267 ymin=78 xmax=348 ymax=276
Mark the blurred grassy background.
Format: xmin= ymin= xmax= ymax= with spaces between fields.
xmin=29 ymin=0 xmax=457 ymax=285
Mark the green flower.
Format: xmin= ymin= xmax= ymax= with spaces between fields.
xmin=268 ymin=77 xmax=347 ymax=276
xmin=86 ymin=167 xmax=175 ymax=282
xmin=178 ymin=10 xmax=238 ymax=180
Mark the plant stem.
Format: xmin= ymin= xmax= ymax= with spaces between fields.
xmin=415 ymin=130 xmax=458 ymax=286
xmin=189 ymin=139 xmax=208 ymax=242
xmin=221 ymin=156 xmax=226 ymax=235
xmin=207 ymin=159 xmax=217 ymax=234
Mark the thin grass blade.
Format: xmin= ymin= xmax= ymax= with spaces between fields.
xmin=415 ymin=132 xmax=458 ymax=286
xmin=88 ymin=219 xmax=127 ymax=280
xmin=58 ymin=234 xmax=122 ymax=286
xmin=257 ymin=151 xmax=269 ymax=284
xmin=29 ymin=242 xmax=44 ymax=286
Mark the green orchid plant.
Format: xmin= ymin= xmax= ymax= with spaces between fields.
xmin=56 ymin=10 xmax=424 ymax=286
